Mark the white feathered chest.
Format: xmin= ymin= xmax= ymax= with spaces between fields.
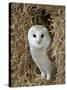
xmin=30 ymin=47 xmax=54 ymax=73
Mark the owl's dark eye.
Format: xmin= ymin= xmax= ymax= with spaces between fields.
xmin=33 ymin=34 xmax=36 ymax=38
xmin=41 ymin=34 xmax=44 ymax=38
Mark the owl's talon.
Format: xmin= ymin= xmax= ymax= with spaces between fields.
xmin=46 ymin=73 xmax=51 ymax=80
xmin=41 ymin=72 xmax=46 ymax=79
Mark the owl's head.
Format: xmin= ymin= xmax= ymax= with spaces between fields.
xmin=28 ymin=25 xmax=52 ymax=49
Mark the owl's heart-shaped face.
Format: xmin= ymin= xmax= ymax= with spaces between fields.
xmin=28 ymin=25 xmax=52 ymax=49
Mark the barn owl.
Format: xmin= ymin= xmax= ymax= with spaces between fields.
xmin=28 ymin=25 xmax=56 ymax=80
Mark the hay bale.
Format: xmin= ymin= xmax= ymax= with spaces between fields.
xmin=9 ymin=3 xmax=65 ymax=87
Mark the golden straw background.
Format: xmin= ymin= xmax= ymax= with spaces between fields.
xmin=10 ymin=3 xmax=65 ymax=87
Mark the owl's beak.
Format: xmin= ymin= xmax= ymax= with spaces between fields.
xmin=37 ymin=40 xmax=41 ymax=44
xmin=36 ymin=37 xmax=41 ymax=44
xmin=38 ymin=41 xmax=41 ymax=44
